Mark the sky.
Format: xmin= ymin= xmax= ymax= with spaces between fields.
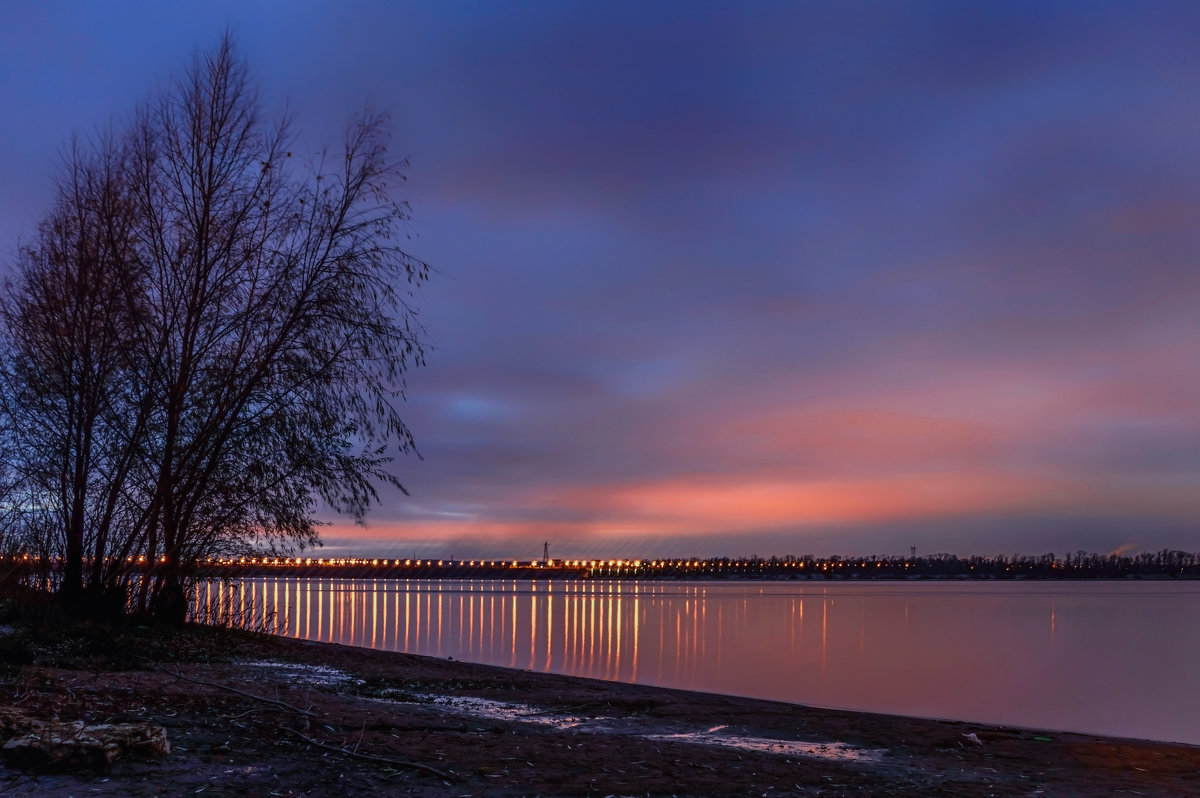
xmin=1 ymin=1 xmax=1198 ymax=560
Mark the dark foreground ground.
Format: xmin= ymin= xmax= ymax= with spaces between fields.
xmin=0 ymin=620 xmax=1193 ymax=797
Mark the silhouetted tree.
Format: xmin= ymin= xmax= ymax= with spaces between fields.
xmin=0 ymin=35 xmax=427 ymax=619
xmin=0 ymin=138 xmax=147 ymax=613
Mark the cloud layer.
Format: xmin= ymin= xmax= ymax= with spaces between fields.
xmin=1 ymin=2 xmax=1198 ymax=558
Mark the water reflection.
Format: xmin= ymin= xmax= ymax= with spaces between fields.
xmin=192 ymin=578 xmax=1200 ymax=745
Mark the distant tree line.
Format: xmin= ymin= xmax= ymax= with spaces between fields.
xmin=0 ymin=37 xmax=426 ymax=620
xmin=585 ymin=549 xmax=1200 ymax=579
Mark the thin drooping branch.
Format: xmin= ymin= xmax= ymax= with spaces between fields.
xmin=143 ymin=660 xmax=318 ymax=718
xmin=280 ymin=726 xmax=451 ymax=779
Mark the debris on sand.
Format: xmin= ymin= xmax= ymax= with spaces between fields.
xmin=0 ymin=707 xmax=169 ymax=769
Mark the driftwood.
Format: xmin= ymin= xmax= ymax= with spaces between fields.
xmin=0 ymin=708 xmax=169 ymax=769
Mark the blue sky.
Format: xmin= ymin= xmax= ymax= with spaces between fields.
xmin=2 ymin=1 xmax=1198 ymax=559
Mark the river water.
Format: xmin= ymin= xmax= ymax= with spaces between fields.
xmin=191 ymin=578 xmax=1200 ymax=745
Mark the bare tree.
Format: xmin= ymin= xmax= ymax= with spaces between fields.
xmin=0 ymin=138 xmax=148 ymax=613
xmin=0 ymin=35 xmax=428 ymax=620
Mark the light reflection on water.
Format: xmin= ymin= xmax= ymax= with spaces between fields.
xmin=191 ymin=578 xmax=1200 ymax=745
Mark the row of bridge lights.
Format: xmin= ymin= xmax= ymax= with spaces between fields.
xmin=195 ymin=559 xmax=899 ymax=570
xmin=1 ymin=555 xmax=170 ymax=564
xmin=201 ymin=558 xmax=762 ymax=568
xmin=2 ymin=555 xmax=914 ymax=571
xmin=0 ymin=556 xmax=1124 ymax=573
xmin=202 ymin=557 xmax=650 ymax=568
xmin=0 ymin=556 xmax=736 ymax=568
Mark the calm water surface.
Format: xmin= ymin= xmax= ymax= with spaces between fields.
xmin=192 ymin=578 xmax=1200 ymax=744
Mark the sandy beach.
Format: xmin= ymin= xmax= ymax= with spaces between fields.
xmin=0 ymin=622 xmax=1193 ymax=797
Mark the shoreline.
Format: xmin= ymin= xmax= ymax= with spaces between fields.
xmin=0 ymin=624 xmax=1195 ymax=796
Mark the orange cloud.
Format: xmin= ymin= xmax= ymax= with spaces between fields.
xmin=571 ymin=471 xmax=1073 ymax=530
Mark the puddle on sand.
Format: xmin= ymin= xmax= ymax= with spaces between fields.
xmin=647 ymin=725 xmax=884 ymax=763
xmin=378 ymin=691 xmax=593 ymax=730
xmin=240 ymin=660 xmax=361 ymax=687
xmin=385 ymin=693 xmax=881 ymax=763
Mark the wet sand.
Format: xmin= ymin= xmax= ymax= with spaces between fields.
xmin=0 ymin=626 xmax=1196 ymax=796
